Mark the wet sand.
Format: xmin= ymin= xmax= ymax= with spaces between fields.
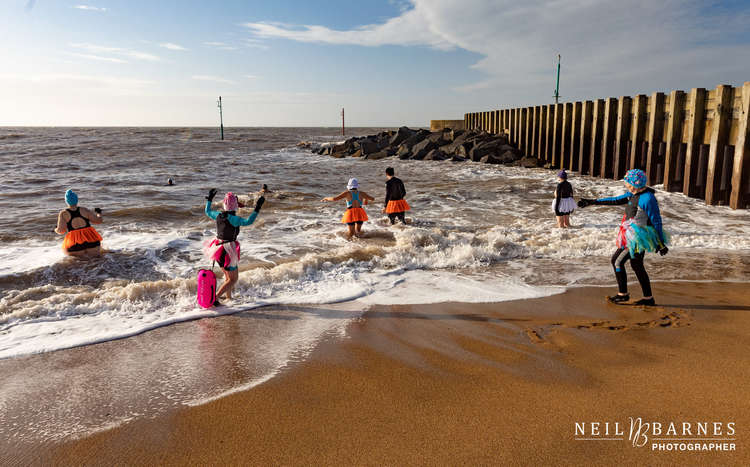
xmin=13 ymin=281 xmax=750 ymax=465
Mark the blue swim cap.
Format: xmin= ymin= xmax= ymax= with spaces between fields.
xmin=624 ymin=169 xmax=647 ymax=189
xmin=65 ymin=189 xmax=78 ymax=206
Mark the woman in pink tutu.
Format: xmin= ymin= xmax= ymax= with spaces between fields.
xmin=203 ymin=189 xmax=265 ymax=305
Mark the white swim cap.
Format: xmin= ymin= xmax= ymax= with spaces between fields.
xmin=347 ymin=178 xmax=359 ymax=190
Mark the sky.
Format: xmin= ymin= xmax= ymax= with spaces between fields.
xmin=1 ymin=0 xmax=749 ymax=126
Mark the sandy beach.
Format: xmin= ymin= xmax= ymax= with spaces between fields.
xmin=6 ymin=280 xmax=745 ymax=465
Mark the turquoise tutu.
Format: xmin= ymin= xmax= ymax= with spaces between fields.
xmin=617 ymin=219 xmax=670 ymax=253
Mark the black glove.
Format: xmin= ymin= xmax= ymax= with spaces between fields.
xmin=577 ymin=198 xmax=596 ymax=208
xmin=206 ymin=188 xmax=218 ymax=201
xmin=254 ymin=196 xmax=265 ymax=213
xmin=658 ymin=246 xmax=669 ymax=256
xmin=94 ymin=208 xmax=102 ymax=214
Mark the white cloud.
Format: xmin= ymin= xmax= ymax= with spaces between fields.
xmin=244 ymin=75 xmax=257 ymax=79
xmin=69 ymin=43 xmax=160 ymax=62
xmin=242 ymin=0 xmax=750 ymax=104
xmin=159 ymin=42 xmax=188 ymax=51
xmin=67 ymin=52 xmax=128 ymax=64
xmin=73 ymin=5 xmax=107 ymax=12
xmin=192 ymin=75 xmax=237 ymax=85
xmin=204 ymin=41 xmax=238 ymax=51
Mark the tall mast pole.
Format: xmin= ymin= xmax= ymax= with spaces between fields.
xmin=217 ymin=96 xmax=224 ymax=140
xmin=554 ymin=54 xmax=561 ymax=105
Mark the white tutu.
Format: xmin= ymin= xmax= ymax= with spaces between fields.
xmin=551 ymin=197 xmax=576 ymax=215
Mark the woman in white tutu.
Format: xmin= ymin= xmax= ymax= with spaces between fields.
xmin=552 ymin=170 xmax=575 ymax=228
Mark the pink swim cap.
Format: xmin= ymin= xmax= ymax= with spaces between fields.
xmin=223 ymin=192 xmax=239 ymax=211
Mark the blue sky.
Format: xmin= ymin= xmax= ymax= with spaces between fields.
xmin=1 ymin=0 xmax=749 ymax=126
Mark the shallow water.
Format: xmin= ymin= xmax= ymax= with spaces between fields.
xmin=1 ymin=126 xmax=749 ymax=443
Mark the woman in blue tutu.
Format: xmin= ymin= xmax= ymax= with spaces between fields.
xmin=577 ymin=169 xmax=670 ymax=306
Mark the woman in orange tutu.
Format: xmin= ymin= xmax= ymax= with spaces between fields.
xmin=381 ymin=167 xmax=410 ymax=224
xmin=55 ymin=189 xmax=104 ymax=257
xmin=322 ymin=178 xmax=375 ymax=239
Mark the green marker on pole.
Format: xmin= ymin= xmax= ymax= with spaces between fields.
xmin=554 ymin=54 xmax=561 ymax=105
xmin=217 ymin=96 xmax=224 ymax=140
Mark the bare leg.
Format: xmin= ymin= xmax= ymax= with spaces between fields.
xmin=346 ymin=224 xmax=356 ymax=240
xmin=354 ymin=222 xmax=364 ymax=237
xmin=563 ymin=214 xmax=571 ymax=228
xmin=217 ymin=269 xmax=238 ymax=299
xmin=556 ymin=216 xmax=564 ymax=228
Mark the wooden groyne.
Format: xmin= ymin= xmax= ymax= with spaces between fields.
xmin=463 ymin=82 xmax=750 ymax=209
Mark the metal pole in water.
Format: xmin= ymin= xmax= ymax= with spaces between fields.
xmin=218 ymin=96 xmax=224 ymax=140
xmin=554 ymin=54 xmax=561 ymax=105
xmin=341 ymin=108 xmax=345 ymax=136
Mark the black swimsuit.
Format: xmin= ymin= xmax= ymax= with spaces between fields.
xmin=65 ymin=208 xmax=101 ymax=252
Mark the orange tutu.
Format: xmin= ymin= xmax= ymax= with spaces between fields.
xmin=385 ymin=199 xmax=410 ymax=214
xmin=341 ymin=207 xmax=368 ymax=224
xmin=62 ymin=226 xmax=103 ymax=251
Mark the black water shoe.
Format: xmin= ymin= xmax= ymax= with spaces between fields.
xmin=632 ymin=298 xmax=656 ymax=306
xmin=607 ymin=294 xmax=630 ymax=304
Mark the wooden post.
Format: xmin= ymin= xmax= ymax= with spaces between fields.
xmin=589 ymin=99 xmax=605 ymax=177
xmin=614 ymin=96 xmax=632 ymax=179
xmin=552 ymin=104 xmax=564 ymax=167
xmin=730 ymin=82 xmax=750 ymax=209
xmin=705 ymin=85 xmax=733 ymax=205
xmin=517 ymin=108 xmax=524 ymax=150
xmin=630 ymin=95 xmax=647 ymax=170
xmin=544 ymin=104 xmax=555 ymax=162
xmin=579 ymin=100 xmax=593 ymax=175
xmin=537 ymin=105 xmax=547 ymax=161
xmin=494 ymin=110 xmax=500 ymax=134
xmin=663 ymin=91 xmax=685 ymax=191
xmin=561 ymin=103 xmax=573 ymax=169
xmin=528 ymin=107 xmax=536 ymax=157
xmin=524 ymin=107 xmax=533 ymax=156
xmin=601 ymin=98 xmax=618 ymax=178
xmin=645 ymin=92 xmax=665 ymax=184
xmin=570 ymin=101 xmax=582 ymax=171
xmin=509 ymin=109 xmax=516 ymax=143
xmin=683 ymin=88 xmax=707 ymax=197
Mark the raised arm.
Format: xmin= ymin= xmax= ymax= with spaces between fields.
xmin=595 ymin=192 xmax=631 ymax=206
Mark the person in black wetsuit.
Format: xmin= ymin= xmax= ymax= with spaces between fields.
xmin=381 ymin=167 xmax=410 ymax=225
xmin=552 ymin=170 xmax=575 ymax=228
xmin=577 ymin=169 xmax=669 ymax=306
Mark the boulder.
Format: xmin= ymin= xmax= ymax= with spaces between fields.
xmin=480 ymin=154 xmax=503 ymax=164
xmin=497 ymin=150 xmax=523 ymax=164
xmin=351 ymin=149 xmax=363 ymax=158
xmin=516 ymin=156 xmax=542 ymax=168
xmin=400 ymin=129 xmax=430 ymax=150
xmin=411 ymin=139 xmax=438 ymax=160
xmin=359 ymin=139 xmax=379 ymax=155
xmin=451 ymin=155 xmax=468 ymax=162
xmin=424 ymin=149 xmax=450 ymax=161
xmin=396 ymin=144 xmax=412 ymax=159
xmin=389 ymin=126 xmax=414 ymax=146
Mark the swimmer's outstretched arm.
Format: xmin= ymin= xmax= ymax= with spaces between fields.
xmin=360 ymin=191 xmax=375 ymax=205
xmin=322 ymin=191 xmax=350 ymax=202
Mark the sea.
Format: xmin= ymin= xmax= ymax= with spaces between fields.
xmin=1 ymin=126 xmax=749 ymax=446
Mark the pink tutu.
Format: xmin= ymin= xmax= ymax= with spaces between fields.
xmin=203 ymin=238 xmax=241 ymax=269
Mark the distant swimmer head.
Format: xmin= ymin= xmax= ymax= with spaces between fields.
xmin=624 ymin=169 xmax=647 ymax=189
xmin=167 ymin=178 xmax=174 ymax=185
xmin=347 ymin=178 xmax=359 ymax=190
xmin=223 ymin=192 xmax=239 ymax=211
xmin=557 ymin=170 xmax=567 ymax=180
xmin=65 ymin=189 xmax=78 ymax=206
